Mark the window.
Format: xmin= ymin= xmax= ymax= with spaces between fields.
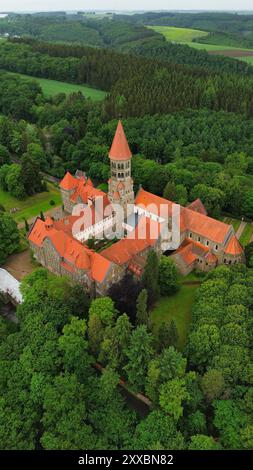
xmin=198 ymin=237 xmax=201 ymax=242
xmin=206 ymin=240 xmax=209 ymax=246
xmin=224 ymin=259 xmax=227 ymax=264
xmin=215 ymin=244 xmax=218 ymax=250
xmin=189 ymin=233 xmax=192 ymax=238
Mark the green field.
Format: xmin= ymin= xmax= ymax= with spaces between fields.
xmin=239 ymin=223 xmax=253 ymax=246
xmin=148 ymin=26 xmax=253 ymax=64
xmin=240 ymin=56 xmax=253 ymax=64
xmin=0 ymin=182 xmax=62 ymax=223
xmin=147 ymin=25 xmax=208 ymax=43
xmin=151 ymin=283 xmax=199 ymax=350
xmin=4 ymin=71 xmax=106 ymax=101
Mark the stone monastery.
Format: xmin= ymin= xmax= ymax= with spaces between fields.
xmin=28 ymin=121 xmax=244 ymax=295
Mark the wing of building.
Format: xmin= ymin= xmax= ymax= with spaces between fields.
xmin=28 ymin=120 xmax=244 ymax=294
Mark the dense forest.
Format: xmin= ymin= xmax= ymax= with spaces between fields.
xmin=1 ymin=39 xmax=253 ymax=122
xmin=0 ymin=260 xmax=252 ymax=450
xmin=0 ymin=71 xmax=253 ymax=220
xmin=1 ymin=14 xmax=253 ymax=74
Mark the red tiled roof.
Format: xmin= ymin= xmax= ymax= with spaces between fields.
xmin=102 ymin=217 xmax=159 ymax=265
xmin=109 ymin=120 xmax=132 ymax=161
xmin=45 ymin=216 xmax=54 ymax=227
xmin=135 ymin=188 xmax=232 ymax=244
xmin=184 ymin=209 xmax=231 ymax=244
xmin=224 ymin=235 xmax=244 ymax=255
xmin=187 ymin=198 xmax=207 ymax=216
xmin=59 ymin=172 xmax=78 ymax=191
xmin=29 ymin=218 xmax=111 ymax=282
xmin=176 ymin=242 xmax=197 ymax=266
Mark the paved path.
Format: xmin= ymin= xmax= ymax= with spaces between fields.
xmin=236 ymin=221 xmax=246 ymax=239
xmin=0 ymin=268 xmax=23 ymax=304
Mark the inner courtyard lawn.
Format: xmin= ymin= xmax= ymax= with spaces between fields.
xmin=151 ymin=283 xmax=200 ymax=351
xmin=0 ymin=182 xmax=61 ymax=223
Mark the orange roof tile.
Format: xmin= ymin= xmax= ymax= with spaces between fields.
xmin=59 ymin=172 xmax=78 ymax=191
xmin=135 ymin=188 xmax=232 ymax=244
xmin=90 ymin=252 xmax=111 ymax=283
xmin=101 ymin=217 xmax=159 ymax=265
xmin=184 ymin=209 xmax=231 ymax=244
xmin=135 ymin=188 xmax=186 ymax=231
xmin=45 ymin=216 xmax=54 ymax=227
xmin=177 ymin=243 xmax=197 ymax=266
xmin=187 ymin=198 xmax=207 ymax=216
xmin=29 ymin=217 xmax=111 ymax=282
xmin=109 ymin=120 xmax=132 ymax=161
xmin=224 ymin=235 xmax=244 ymax=256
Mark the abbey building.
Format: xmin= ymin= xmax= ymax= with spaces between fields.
xmin=28 ymin=120 xmax=244 ymax=295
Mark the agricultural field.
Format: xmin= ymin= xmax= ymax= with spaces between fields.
xmin=148 ymin=25 xmax=253 ymax=64
xmin=151 ymin=282 xmax=200 ymax=351
xmin=0 ymin=182 xmax=62 ymax=223
xmin=147 ymin=25 xmax=208 ymax=43
xmin=5 ymin=72 xmax=107 ymax=101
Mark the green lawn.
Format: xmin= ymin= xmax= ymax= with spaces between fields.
xmin=151 ymin=284 xmax=199 ymax=351
xmin=222 ymin=216 xmax=241 ymax=232
xmin=239 ymin=56 xmax=253 ymax=64
xmin=0 ymin=182 xmax=62 ymax=223
xmin=3 ymin=71 xmax=107 ymax=101
xmin=239 ymin=223 xmax=253 ymax=246
xmin=147 ymin=25 xmax=208 ymax=43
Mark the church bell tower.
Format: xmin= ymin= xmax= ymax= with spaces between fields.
xmin=108 ymin=120 xmax=134 ymax=214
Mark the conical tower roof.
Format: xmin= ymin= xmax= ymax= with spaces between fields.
xmin=109 ymin=120 xmax=132 ymax=161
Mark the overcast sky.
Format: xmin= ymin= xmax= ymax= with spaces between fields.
xmin=0 ymin=1 xmax=253 ymax=13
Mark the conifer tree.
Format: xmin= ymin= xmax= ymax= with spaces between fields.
xmin=136 ymin=289 xmax=148 ymax=326
xmin=142 ymin=250 xmax=160 ymax=307
xmin=157 ymin=320 xmax=179 ymax=352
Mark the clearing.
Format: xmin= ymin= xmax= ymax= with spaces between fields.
xmin=147 ymin=25 xmax=208 ymax=43
xmin=151 ymin=281 xmax=200 ymax=351
xmin=3 ymin=71 xmax=107 ymax=101
xmin=148 ymin=26 xmax=253 ymax=63
xmin=0 ymin=182 xmax=62 ymax=223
